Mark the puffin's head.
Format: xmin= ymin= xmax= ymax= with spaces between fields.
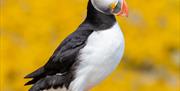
xmin=91 ymin=0 xmax=128 ymax=17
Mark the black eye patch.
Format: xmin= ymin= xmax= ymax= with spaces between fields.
xmin=112 ymin=1 xmax=121 ymax=14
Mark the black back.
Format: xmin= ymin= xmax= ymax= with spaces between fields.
xmin=25 ymin=1 xmax=116 ymax=91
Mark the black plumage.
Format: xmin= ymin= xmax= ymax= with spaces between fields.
xmin=25 ymin=0 xmax=116 ymax=91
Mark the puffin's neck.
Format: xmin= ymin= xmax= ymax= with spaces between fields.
xmin=85 ymin=0 xmax=116 ymax=30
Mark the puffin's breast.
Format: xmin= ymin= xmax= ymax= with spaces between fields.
xmin=74 ymin=22 xmax=125 ymax=88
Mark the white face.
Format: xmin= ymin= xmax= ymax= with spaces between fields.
xmin=91 ymin=0 xmax=121 ymax=15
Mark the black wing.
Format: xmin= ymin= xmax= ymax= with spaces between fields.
xmin=25 ymin=23 xmax=93 ymax=90
xmin=44 ymin=28 xmax=93 ymax=74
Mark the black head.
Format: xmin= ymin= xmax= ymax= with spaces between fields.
xmin=83 ymin=0 xmax=128 ymax=30
xmin=90 ymin=0 xmax=128 ymax=16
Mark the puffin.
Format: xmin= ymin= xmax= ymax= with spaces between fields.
xmin=24 ymin=0 xmax=128 ymax=91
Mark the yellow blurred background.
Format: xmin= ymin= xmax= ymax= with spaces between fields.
xmin=0 ymin=0 xmax=180 ymax=91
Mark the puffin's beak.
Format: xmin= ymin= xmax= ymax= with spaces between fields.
xmin=117 ymin=0 xmax=128 ymax=17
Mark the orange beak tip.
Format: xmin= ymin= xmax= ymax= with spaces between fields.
xmin=118 ymin=0 xmax=128 ymax=17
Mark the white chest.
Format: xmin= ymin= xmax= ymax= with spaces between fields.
xmin=70 ymin=23 xmax=124 ymax=91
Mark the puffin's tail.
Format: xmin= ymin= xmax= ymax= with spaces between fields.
xmin=24 ymin=67 xmax=73 ymax=91
xmin=24 ymin=67 xmax=45 ymax=85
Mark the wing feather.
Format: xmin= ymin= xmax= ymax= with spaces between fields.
xmin=25 ymin=24 xmax=93 ymax=90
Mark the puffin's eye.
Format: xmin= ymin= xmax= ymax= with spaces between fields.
xmin=112 ymin=1 xmax=121 ymax=14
